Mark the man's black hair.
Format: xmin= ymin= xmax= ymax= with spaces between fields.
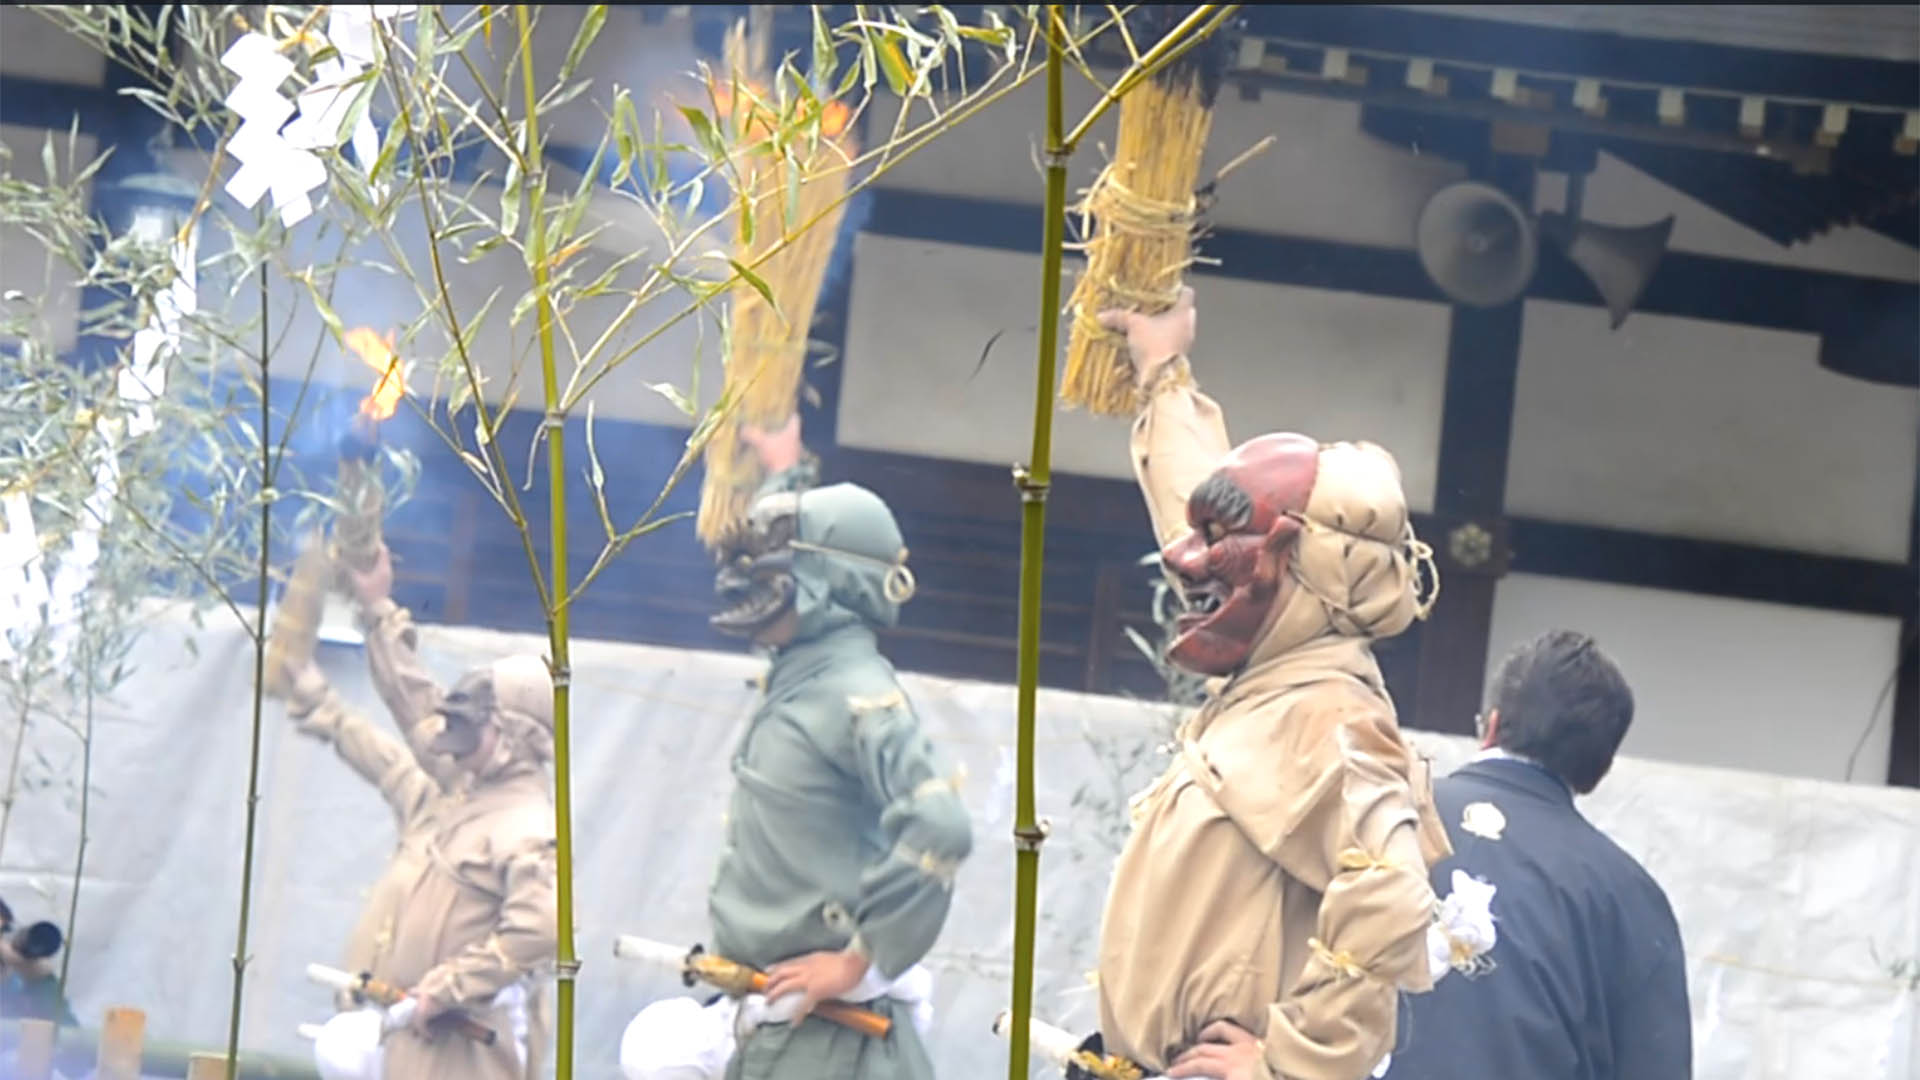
xmin=1487 ymin=630 xmax=1635 ymax=794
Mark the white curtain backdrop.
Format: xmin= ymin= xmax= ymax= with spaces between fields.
xmin=1 ymin=605 xmax=1913 ymax=1078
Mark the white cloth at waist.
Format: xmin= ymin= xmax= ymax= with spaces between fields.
xmin=620 ymin=962 xmax=935 ymax=1080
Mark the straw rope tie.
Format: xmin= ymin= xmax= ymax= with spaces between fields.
xmin=788 ymin=540 xmax=918 ymax=604
xmin=1283 ymin=511 xmax=1443 ymax=626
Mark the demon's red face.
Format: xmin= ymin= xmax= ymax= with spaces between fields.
xmin=1160 ymin=434 xmax=1319 ymax=676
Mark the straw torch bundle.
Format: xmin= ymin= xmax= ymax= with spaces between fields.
xmin=694 ymin=18 xmax=858 ymax=547
xmin=1059 ymin=6 xmax=1230 ymax=416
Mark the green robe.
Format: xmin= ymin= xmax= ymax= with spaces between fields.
xmin=709 ymin=476 xmax=973 ymax=1080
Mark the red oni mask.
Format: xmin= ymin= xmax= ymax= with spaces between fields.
xmin=1161 ymin=433 xmax=1320 ymax=676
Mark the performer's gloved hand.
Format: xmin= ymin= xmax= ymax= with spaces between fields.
xmin=289 ymin=660 xmax=329 ymax=710
xmin=1166 ymin=1019 xmax=1270 ymax=1080
xmin=346 ymin=543 xmax=395 ymax=610
xmin=1097 ymin=285 xmax=1197 ymax=392
xmin=761 ymin=948 xmax=870 ymax=1024
xmin=740 ymin=414 xmax=804 ymax=475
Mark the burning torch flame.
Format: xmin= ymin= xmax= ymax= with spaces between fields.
xmin=344 ymin=328 xmax=406 ymax=422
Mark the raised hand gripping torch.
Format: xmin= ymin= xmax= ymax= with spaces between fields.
xmin=305 ymin=963 xmax=498 ymax=1046
xmin=612 ymin=935 xmax=893 ymax=1039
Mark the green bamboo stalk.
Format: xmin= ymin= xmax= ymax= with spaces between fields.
xmin=226 ymin=257 xmax=274 ymax=1071
xmin=1006 ymin=11 xmax=1068 ymax=1080
xmin=59 ymin=626 xmax=93 ymax=993
xmin=513 ymin=7 xmax=580 ymax=1078
xmin=1003 ymin=9 xmax=1238 ymax=1076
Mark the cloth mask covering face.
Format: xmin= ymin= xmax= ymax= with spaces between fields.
xmin=430 ymin=669 xmax=494 ymax=759
xmin=710 ymin=490 xmax=801 ymax=639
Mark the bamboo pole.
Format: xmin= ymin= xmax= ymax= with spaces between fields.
xmin=514 ymin=7 xmax=579 ymax=1079
xmin=223 ymin=252 xmax=275 ymax=1075
xmin=1005 ymin=13 xmax=1068 ymax=1080
xmin=1003 ymin=10 xmax=1238 ymax=1078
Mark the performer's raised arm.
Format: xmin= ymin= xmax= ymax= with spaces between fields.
xmin=284 ymin=662 xmax=439 ymax=833
xmin=1098 ymin=287 xmax=1231 ymax=548
xmin=343 ymin=544 xmax=460 ymax=790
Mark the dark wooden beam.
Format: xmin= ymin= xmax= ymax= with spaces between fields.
xmin=1240 ymin=6 xmax=1920 ymax=110
xmin=1890 ymin=442 xmax=1919 ymax=788
xmin=1407 ymin=151 xmax=1532 ymax=737
xmin=863 ymin=188 xmax=1920 ymax=387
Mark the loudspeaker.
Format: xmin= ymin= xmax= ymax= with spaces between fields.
xmin=1415 ymin=181 xmax=1539 ymax=308
xmin=1538 ymin=212 xmax=1676 ymax=330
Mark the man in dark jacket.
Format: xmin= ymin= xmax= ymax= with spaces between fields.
xmin=1385 ymin=630 xmax=1691 ymax=1080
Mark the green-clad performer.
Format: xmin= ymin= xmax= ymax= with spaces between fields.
xmin=698 ymin=413 xmax=973 ymax=1080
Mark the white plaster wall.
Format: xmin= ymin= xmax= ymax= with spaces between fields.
xmin=1488 ymin=573 xmax=1906 ymax=785
xmin=1505 ymin=299 xmax=1920 ymax=563
xmin=0 ymin=6 xmax=109 ymax=86
xmin=0 ymin=124 xmax=99 ymax=355
xmin=837 ymin=231 xmax=1451 ymax=509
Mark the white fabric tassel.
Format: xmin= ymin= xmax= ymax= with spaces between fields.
xmin=1427 ymin=869 xmax=1499 ymax=982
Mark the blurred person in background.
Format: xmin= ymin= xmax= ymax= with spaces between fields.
xmin=1382 ymin=630 xmax=1690 ymax=1080
xmin=0 ymin=897 xmax=76 ymax=1028
xmin=278 ymin=546 xmax=557 ymax=1080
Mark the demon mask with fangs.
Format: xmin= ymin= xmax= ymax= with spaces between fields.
xmin=1160 ymin=432 xmax=1321 ymax=676
xmin=711 ymin=490 xmax=802 ymax=640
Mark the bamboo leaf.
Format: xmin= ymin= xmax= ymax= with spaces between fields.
xmin=560 ymin=5 xmax=607 ymax=81
xmin=610 ymin=88 xmax=637 ymax=186
xmin=678 ymin=106 xmax=724 ymax=163
xmin=810 ymin=6 xmax=837 ymax=92
xmin=540 ymin=77 xmax=594 ymax=113
xmin=460 ymin=233 xmax=508 ymax=264
xmin=646 ymin=381 xmax=695 ymax=417
xmin=836 ymin=50 xmax=866 ymax=99
xmin=728 ymin=260 xmax=778 ymax=313
xmin=500 ymin=140 xmax=524 ymax=237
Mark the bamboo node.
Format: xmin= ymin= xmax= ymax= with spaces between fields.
xmin=555 ymin=959 xmax=583 ymax=981
xmin=1012 ymin=818 xmax=1053 ymax=852
xmin=540 ymin=410 xmax=564 ymax=431
xmin=1011 ymin=464 xmax=1052 ymax=504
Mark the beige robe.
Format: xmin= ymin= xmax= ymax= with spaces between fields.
xmin=290 ymin=600 xmax=556 ymax=1080
xmin=1095 ymin=375 xmax=1451 ymax=1080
